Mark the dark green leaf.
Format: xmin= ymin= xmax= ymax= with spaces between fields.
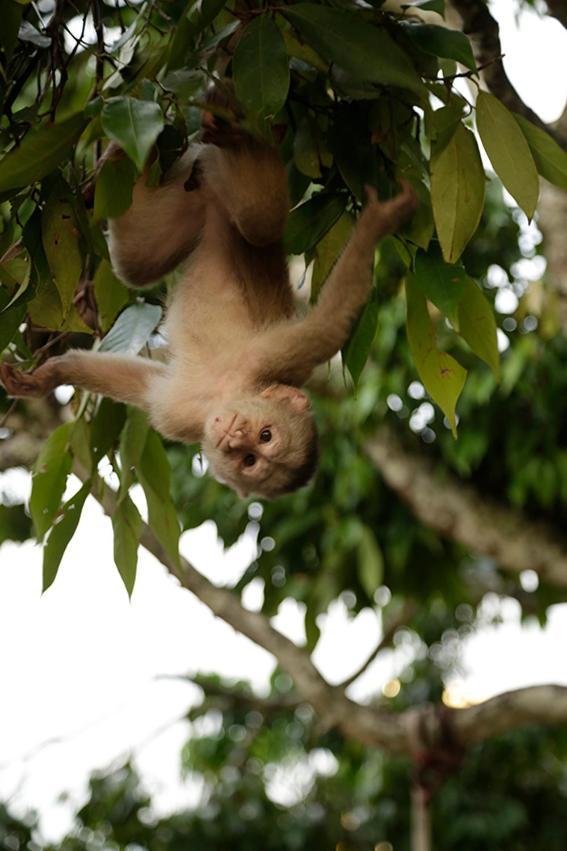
xmin=233 ymin=15 xmax=289 ymax=123
xmin=91 ymin=399 xmax=127 ymax=463
xmin=93 ymin=260 xmax=130 ymax=333
xmin=0 ymin=114 xmax=86 ymax=192
xmin=402 ymin=24 xmax=475 ymax=71
xmin=99 ymin=302 xmax=162 ymax=355
xmin=94 ymin=156 xmax=137 ymax=221
xmin=43 ymin=481 xmax=90 ymax=592
xmin=112 ymin=495 xmax=142 ymax=596
xmin=0 ymin=289 xmax=26 ymax=353
xmin=0 ymin=1 xmax=23 ymax=59
xmin=101 ymin=98 xmax=164 ymax=172
xmin=284 ymin=4 xmax=425 ymax=97
xmin=404 ymin=0 xmax=445 ymax=14
xmin=30 ymin=422 xmax=73 ymax=540
xmin=414 ymin=249 xmax=467 ymax=327
xmin=138 ymin=430 xmax=181 ymax=566
xmin=0 ymin=504 xmax=32 ymax=544
xmin=285 ymin=194 xmax=346 ymax=255
xmin=119 ymin=407 xmax=150 ymax=497
xmin=41 ymin=192 xmax=82 ymax=317
xmin=311 ymin=213 xmax=354 ymax=299
xmin=343 ymin=297 xmax=379 ymax=388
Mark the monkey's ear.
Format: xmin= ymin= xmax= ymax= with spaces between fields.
xmin=261 ymin=383 xmax=310 ymax=412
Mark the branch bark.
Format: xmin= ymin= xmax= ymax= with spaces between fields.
xmin=77 ymin=467 xmax=567 ymax=759
xmin=365 ymin=425 xmax=567 ymax=588
xmin=545 ymin=0 xmax=567 ymax=29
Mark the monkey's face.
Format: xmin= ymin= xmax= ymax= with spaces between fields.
xmin=202 ymin=385 xmax=316 ymax=498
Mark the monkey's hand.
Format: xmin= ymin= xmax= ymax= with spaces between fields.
xmin=0 ymin=361 xmax=59 ymax=398
xmin=363 ymin=181 xmax=417 ymax=237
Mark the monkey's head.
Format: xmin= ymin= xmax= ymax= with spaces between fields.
xmin=202 ymin=384 xmax=319 ymax=499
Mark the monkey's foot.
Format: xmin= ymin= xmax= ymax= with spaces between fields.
xmin=0 ymin=362 xmax=50 ymax=398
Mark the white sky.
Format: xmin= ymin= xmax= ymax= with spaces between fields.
xmin=1 ymin=0 xmax=567 ymax=841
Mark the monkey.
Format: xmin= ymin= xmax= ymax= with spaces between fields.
xmin=0 ymin=103 xmax=416 ymax=499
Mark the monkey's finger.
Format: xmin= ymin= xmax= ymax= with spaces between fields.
xmin=364 ymin=184 xmax=379 ymax=205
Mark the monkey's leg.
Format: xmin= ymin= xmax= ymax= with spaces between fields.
xmin=199 ymin=138 xmax=289 ymax=247
xmin=107 ymin=148 xmax=207 ymax=287
xmin=0 ymin=352 xmax=166 ymax=410
xmin=254 ymin=183 xmax=417 ymax=385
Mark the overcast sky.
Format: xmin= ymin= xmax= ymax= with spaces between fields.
xmin=0 ymin=0 xmax=566 ymax=841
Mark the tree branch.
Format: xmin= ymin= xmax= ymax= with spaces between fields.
xmin=450 ymin=0 xmax=566 ymax=146
xmin=545 ymin=0 xmax=567 ymax=30
xmin=338 ymin=601 xmax=418 ymax=691
xmin=365 ymin=425 xmax=567 ymax=589
xmin=74 ymin=466 xmax=567 ymax=759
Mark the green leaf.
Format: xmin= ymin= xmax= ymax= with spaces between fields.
xmin=41 ymin=193 xmax=82 ymax=317
xmin=406 ymin=275 xmax=466 ymax=436
xmin=404 ymin=0 xmax=445 ymax=14
xmin=30 ymin=422 xmax=73 ymax=540
xmin=101 ymin=97 xmax=164 ymax=172
xmin=0 ymin=504 xmax=32 ymax=544
xmin=457 ymin=276 xmax=500 ymax=378
xmin=0 ymin=114 xmax=86 ymax=192
xmin=137 ymin=430 xmax=181 ymax=566
xmin=0 ymin=0 xmax=23 ymax=59
xmin=357 ymin=526 xmax=384 ymax=598
xmin=94 ymin=156 xmax=137 ymax=221
xmin=119 ymin=407 xmax=150 ymax=497
xmin=514 ymin=114 xmax=567 ymax=191
xmin=99 ymin=302 xmax=162 ymax=355
xmin=414 ymin=251 xmax=499 ymax=376
xmin=43 ymin=481 xmax=90 ymax=592
xmin=293 ymin=118 xmax=322 ymax=179
xmin=414 ymin=249 xmax=468 ymax=327
xmin=168 ymin=0 xmax=227 ymax=69
xmin=284 ymin=4 xmax=425 ymax=97
xmin=0 ymin=289 xmax=26 ymax=353
xmin=91 ymin=398 xmax=127 ymax=463
xmin=343 ymin=297 xmax=379 ymax=388
xmin=402 ymin=24 xmax=475 ymax=71
xmin=233 ymin=15 xmax=289 ymax=123
xmin=112 ymin=495 xmax=142 ymax=596
xmin=476 ymin=91 xmax=539 ymax=219
xmin=311 ymin=213 xmax=354 ymax=299
xmin=284 ymin=194 xmax=346 ymax=255
xmin=430 ymin=124 xmax=485 ymax=263
xmin=93 ymin=260 xmax=130 ymax=332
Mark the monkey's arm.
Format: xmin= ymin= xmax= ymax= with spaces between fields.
xmin=107 ymin=148 xmax=206 ymax=286
xmin=255 ymin=183 xmax=417 ymax=385
xmin=0 ymin=351 xmax=167 ymax=409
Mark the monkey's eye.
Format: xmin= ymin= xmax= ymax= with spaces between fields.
xmin=259 ymin=429 xmax=272 ymax=443
xmin=243 ymin=453 xmax=256 ymax=467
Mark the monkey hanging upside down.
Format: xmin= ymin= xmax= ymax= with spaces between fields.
xmin=0 ymin=106 xmax=416 ymax=498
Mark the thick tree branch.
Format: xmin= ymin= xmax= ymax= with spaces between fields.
xmin=75 ymin=467 xmax=567 ymax=758
xmin=450 ymin=0 xmax=566 ymax=146
xmin=545 ymin=0 xmax=567 ymax=30
xmin=366 ymin=425 xmax=567 ymax=588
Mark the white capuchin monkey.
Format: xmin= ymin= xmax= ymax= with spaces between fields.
xmin=0 ymin=96 xmax=416 ymax=498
